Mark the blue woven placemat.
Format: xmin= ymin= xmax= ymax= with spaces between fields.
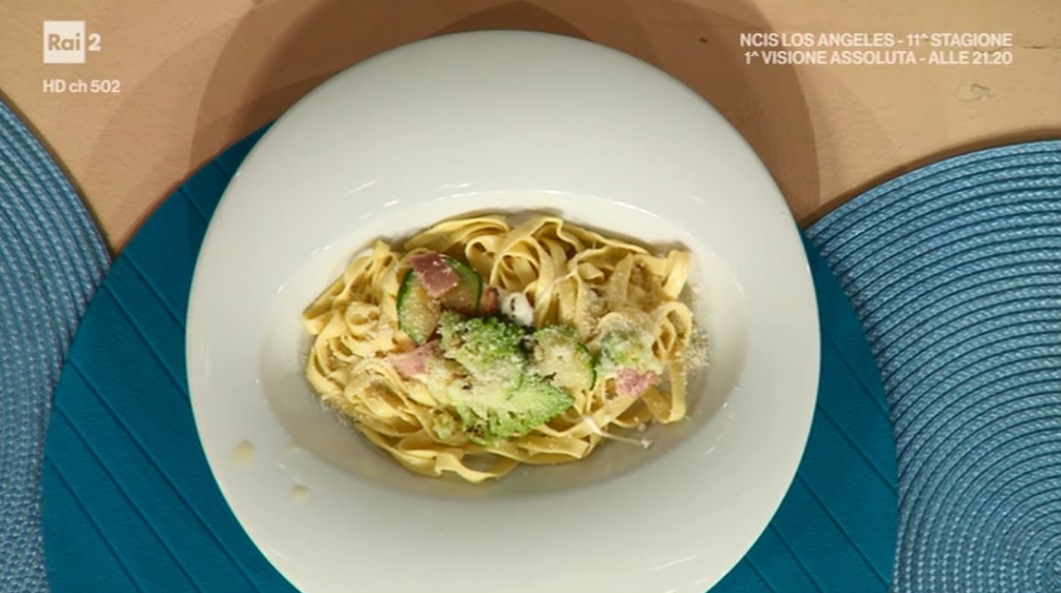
xmin=808 ymin=139 xmax=1061 ymax=593
xmin=38 ymin=127 xmax=896 ymax=592
xmin=0 ymin=101 xmax=110 ymax=593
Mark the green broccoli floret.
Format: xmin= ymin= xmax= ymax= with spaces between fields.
xmin=598 ymin=325 xmax=663 ymax=376
xmin=530 ymin=324 xmax=596 ymax=393
xmin=438 ymin=311 xmax=525 ymax=391
xmin=432 ymin=312 xmax=573 ymax=443
xmin=431 ymin=410 xmax=459 ymax=440
xmin=452 ymin=374 xmax=574 ymax=444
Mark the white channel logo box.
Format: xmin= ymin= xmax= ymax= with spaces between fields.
xmin=43 ymin=21 xmax=86 ymax=64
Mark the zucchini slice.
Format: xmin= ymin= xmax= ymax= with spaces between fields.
xmin=397 ymin=269 xmax=441 ymax=345
xmin=438 ymin=256 xmax=482 ymax=314
xmin=397 ymin=256 xmax=483 ymax=344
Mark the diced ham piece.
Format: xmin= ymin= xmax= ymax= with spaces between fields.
xmin=388 ymin=342 xmax=438 ymax=378
xmin=479 ymin=286 xmax=501 ymax=315
xmin=615 ymin=368 xmax=658 ymax=397
xmin=409 ymin=252 xmax=459 ymax=297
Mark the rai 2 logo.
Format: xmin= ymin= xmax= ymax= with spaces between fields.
xmin=43 ymin=21 xmax=103 ymax=64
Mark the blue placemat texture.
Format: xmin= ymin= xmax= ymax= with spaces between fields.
xmin=713 ymin=232 xmax=897 ymax=592
xmin=0 ymin=101 xmax=110 ymax=593
xmin=38 ymin=128 xmax=897 ymax=592
xmin=807 ymin=139 xmax=1061 ymax=593
xmin=40 ymin=130 xmax=290 ymax=593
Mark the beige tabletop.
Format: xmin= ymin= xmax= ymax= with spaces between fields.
xmin=2 ymin=0 xmax=1059 ymax=252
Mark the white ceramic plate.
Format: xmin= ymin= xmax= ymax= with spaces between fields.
xmin=187 ymin=30 xmax=818 ymax=593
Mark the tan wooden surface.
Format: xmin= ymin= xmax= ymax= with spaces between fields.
xmin=2 ymin=0 xmax=1059 ymax=251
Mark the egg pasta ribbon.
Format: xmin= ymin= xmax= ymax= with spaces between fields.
xmin=303 ymin=214 xmax=701 ymax=483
